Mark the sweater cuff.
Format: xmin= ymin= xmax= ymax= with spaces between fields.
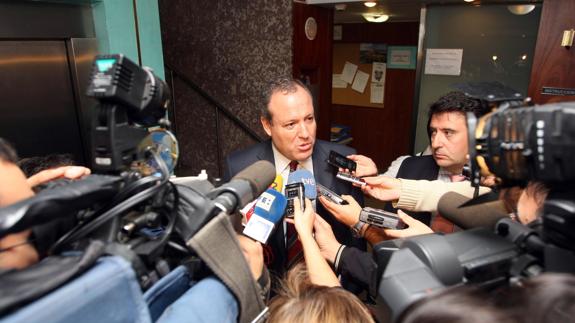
xmin=334 ymin=245 xmax=346 ymax=274
xmin=395 ymin=179 xmax=423 ymax=211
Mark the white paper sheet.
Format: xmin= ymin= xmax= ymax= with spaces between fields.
xmin=370 ymin=83 xmax=384 ymax=104
xmin=332 ymin=74 xmax=347 ymax=88
xmin=371 ymin=62 xmax=386 ymax=84
xmin=424 ymin=49 xmax=463 ymax=76
xmin=341 ymin=61 xmax=358 ymax=84
xmin=351 ymin=70 xmax=369 ymax=93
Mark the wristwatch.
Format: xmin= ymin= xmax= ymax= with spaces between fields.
xmin=351 ymin=220 xmax=366 ymax=238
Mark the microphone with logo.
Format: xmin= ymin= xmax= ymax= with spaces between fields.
xmin=285 ymin=169 xmax=317 ymax=218
xmin=243 ymin=174 xmax=283 ymax=222
xmin=242 ymin=189 xmax=287 ymax=243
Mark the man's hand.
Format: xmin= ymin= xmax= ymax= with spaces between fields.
xmin=237 ymin=235 xmax=264 ymax=280
xmin=383 ymin=211 xmax=433 ymax=239
xmin=347 ymin=154 xmax=378 ymax=177
xmin=362 ymin=175 xmax=401 ymax=202
xmin=27 ymin=166 xmax=91 ymax=188
xmin=312 ymin=215 xmax=342 ymax=264
xmin=318 ymin=195 xmax=361 ymax=227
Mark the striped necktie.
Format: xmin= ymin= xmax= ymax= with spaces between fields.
xmin=286 ymin=161 xmax=304 ymax=268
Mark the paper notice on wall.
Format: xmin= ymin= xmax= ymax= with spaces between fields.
xmin=351 ymin=70 xmax=369 ymax=93
xmin=370 ymin=83 xmax=384 ymax=104
xmin=332 ymin=74 xmax=347 ymax=88
xmin=341 ymin=61 xmax=358 ymax=84
xmin=371 ymin=62 xmax=386 ymax=84
xmin=424 ymin=49 xmax=463 ymax=76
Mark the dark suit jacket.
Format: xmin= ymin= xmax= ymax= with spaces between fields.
xmin=224 ymin=139 xmax=365 ymax=277
xmin=383 ymin=155 xmax=440 ymax=226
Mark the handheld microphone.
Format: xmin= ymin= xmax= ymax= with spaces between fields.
xmin=286 ymin=169 xmax=317 ymax=200
xmin=437 ymin=192 xmax=509 ymax=230
xmin=244 ymin=174 xmax=283 ymax=221
xmin=243 ymin=189 xmax=287 ymax=243
xmin=285 ymin=169 xmax=316 ymax=217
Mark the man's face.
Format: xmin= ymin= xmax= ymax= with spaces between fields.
xmin=429 ymin=112 xmax=469 ymax=174
xmin=261 ymin=85 xmax=316 ymax=161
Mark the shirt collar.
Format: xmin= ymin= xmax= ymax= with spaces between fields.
xmin=271 ymin=143 xmax=313 ymax=174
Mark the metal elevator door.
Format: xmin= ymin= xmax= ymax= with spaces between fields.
xmin=0 ymin=40 xmax=85 ymax=162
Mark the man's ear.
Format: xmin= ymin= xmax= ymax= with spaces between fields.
xmin=261 ymin=116 xmax=272 ymax=137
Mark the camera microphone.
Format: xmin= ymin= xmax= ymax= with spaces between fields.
xmin=211 ymin=160 xmax=276 ymax=214
xmin=437 ymin=192 xmax=509 ymax=230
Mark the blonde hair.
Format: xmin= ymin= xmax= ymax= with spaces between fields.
xmin=267 ymin=263 xmax=374 ymax=323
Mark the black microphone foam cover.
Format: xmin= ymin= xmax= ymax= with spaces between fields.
xmin=437 ymin=191 xmax=509 ymax=230
xmin=232 ymin=160 xmax=276 ymax=199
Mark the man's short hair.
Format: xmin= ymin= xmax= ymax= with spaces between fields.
xmin=429 ymin=91 xmax=489 ymax=118
xmin=0 ymin=138 xmax=18 ymax=164
xmin=427 ymin=91 xmax=490 ymax=137
xmin=260 ymin=77 xmax=312 ymax=121
xmin=18 ymin=153 xmax=76 ymax=177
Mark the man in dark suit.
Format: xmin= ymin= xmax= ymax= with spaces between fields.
xmin=224 ymin=78 xmax=364 ymax=279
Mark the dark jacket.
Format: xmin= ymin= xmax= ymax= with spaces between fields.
xmin=384 ymin=155 xmax=440 ymax=226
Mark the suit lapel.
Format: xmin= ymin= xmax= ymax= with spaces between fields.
xmin=257 ymin=140 xmax=275 ymax=164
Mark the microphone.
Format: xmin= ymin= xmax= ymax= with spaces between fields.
xmin=286 ymin=169 xmax=317 ymax=200
xmin=244 ymin=174 xmax=283 ymax=221
xmin=242 ymin=189 xmax=287 ymax=243
xmin=437 ymin=192 xmax=509 ymax=230
xmin=210 ymin=160 xmax=276 ymax=214
xmin=285 ymin=169 xmax=317 ymax=217
xmin=176 ymin=160 xmax=276 ymax=242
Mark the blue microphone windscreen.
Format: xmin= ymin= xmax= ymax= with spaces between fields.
xmin=287 ymin=169 xmax=317 ymax=200
xmin=254 ymin=189 xmax=287 ymax=223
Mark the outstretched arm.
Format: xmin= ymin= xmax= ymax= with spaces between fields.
xmin=290 ymin=198 xmax=340 ymax=287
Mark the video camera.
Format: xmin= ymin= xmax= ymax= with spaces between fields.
xmin=372 ymin=82 xmax=575 ymax=321
xmin=0 ymin=54 xmax=274 ymax=289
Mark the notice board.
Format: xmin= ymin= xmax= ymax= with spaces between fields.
xmin=332 ymin=43 xmax=385 ymax=109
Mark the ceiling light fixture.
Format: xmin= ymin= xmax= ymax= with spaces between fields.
xmin=362 ymin=13 xmax=389 ymax=23
xmin=364 ymin=1 xmax=377 ymax=8
xmin=464 ymin=0 xmax=474 ymax=2
xmin=507 ymin=5 xmax=536 ymax=15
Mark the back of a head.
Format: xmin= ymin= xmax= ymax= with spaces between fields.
xmin=501 ymin=273 xmax=575 ymax=323
xmin=400 ymin=285 xmax=514 ymax=323
xmin=267 ymin=263 xmax=374 ymax=323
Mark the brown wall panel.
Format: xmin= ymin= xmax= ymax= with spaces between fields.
xmin=331 ymin=22 xmax=419 ymax=172
xmin=292 ymin=3 xmax=334 ymax=140
xmin=528 ymin=0 xmax=575 ymax=104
